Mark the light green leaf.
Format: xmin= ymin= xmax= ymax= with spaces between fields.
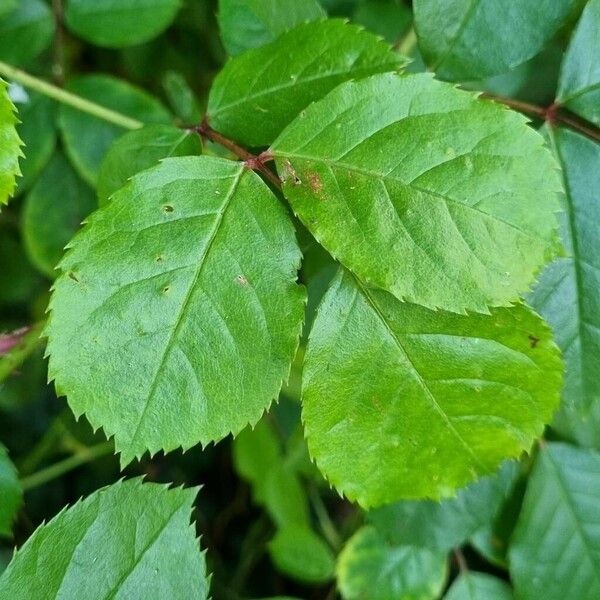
xmin=65 ymin=0 xmax=181 ymax=49
xmin=0 ymin=445 xmax=21 ymax=537
xmin=268 ymin=525 xmax=335 ymax=584
xmin=509 ymin=443 xmax=600 ymax=600
xmin=369 ymin=460 xmax=519 ymax=551
xmin=557 ymin=0 xmax=600 ymax=125
xmin=444 ymin=572 xmax=514 ymax=600
xmin=414 ymin=0 xmax=578 ymax=81
xmin=23 ymin=153 xmax=96 ymax=277
xmin=0 ymin=479 xmax=209 ymax=599
xmin=337 ymin=526 xmax=448 ymax=600
xmin=0 ymin=1 xmax=16 ymax=19
xmin=46 ymin=156 xmax=305 ymax=465
xmin=302 ymin=270 xmax=562 ymax=506
xmin=529 ymin=128 xmax=600 ymax=449
xmin=218 ymin=0 xmax=325 ymax=56
xmin=0 ymin=79 xmax=22 ymax=206
xmin=272 ymin=73 xmax=562 ymax=314
xmin=208 ymin=19 xmax=404 ymax=148
xmin=0 ymin=0 xmax=54 ymax=66
xmin=12 ymin=91 xmax=56 ymax=195
xmin=59 ymin=74 xmax=171 ymax=186
xmin=97 ymin=125 xmax=202 ymax=205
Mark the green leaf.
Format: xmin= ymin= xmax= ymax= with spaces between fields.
xmin=0 ymin=231 xmax=41 ymax=306
xmin=12 ymin=91 xmax=56 ymax=195
xmin=0 ymin=0 xmax=54 ymax=66
xmin=218 ymin=0 xmax=325 ymax=56
xmin=352 ymin=0 xmax=412 ymax=43
xmin=414 ymin=0 xmax=578 ymax=81
xmin=208 ymin=19 xmax=405 ymax=148
xmin=368 ymin=460 xmax=519 ymax=551
xmin=337 ymin=526 xmax=448 ymax=600
xmin=0 ymin=445 xmax=21 ymax=537
xmin=59 ymin=74 xmax=171 ymax=186
xmin=557 ymin=0 xmax=600 ymax=126
xmin=162 ymin=71 xmax=203 ymax=124
xmin=22 ymin=153 xmax=96 ymax=278
xmin=272 ymin=73 xmax=562 ymax=313
xmin=528 ymin=128 xmax=600 ymax=449
xmin=0 ymin=0 xmax=16 ymax=19
xmin=302 ymin=270 xmax=562 ymax=506
xmin=0 ymin=479 xmax=209 ymax=599
xmin=97 ymin=125 xmax=202 ymax=205
xmin=444 ymin=572 xmax=514 ymax=600
xmin=46 ymin=156 xmax=305 ymax=464
xmin=0 ymin=79 xmax=22 ymax=206
xmin=509 ymin=443 xmax=600 ymax=600
xmin=65 ymin=0 xmax=181 ymax=49
xmin=268 ymin=525 xmax=335 ymax=584
xmin=0 ymin=323 xmax=43 ymax=383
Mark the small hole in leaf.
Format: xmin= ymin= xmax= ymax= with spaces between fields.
xmin=155 ymin=254 xmax=164 ymax=263
xmin=163 ymin=205 xmax=174 ymax=213
xmin=162 ymin=286 xmax=171 ymax=294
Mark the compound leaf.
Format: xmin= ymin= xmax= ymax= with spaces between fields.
xmin=414 ymin=0 xmax=578 ymax=81
xmin=218 ymin=0 xmax=325 ymax=56
xmin=509 ymin=443 xmax=600 ymax=600
xmin=65 ymin=0 xmax=182 ymax=49
xmin=0 ymin=479 xmax=209 ymax=599
xmin=97 ymin=125 xmax=202 ymax=205
xmin=529 ymin=128 xmax=600 ymax=449
xmin=0 ymin=79 xmax=22 ymax=207
xmin=272 ymin=73 xmax=562 ymax=314
xmin=337 ymin=526 xmax=447 ymax=600
xmin=444 ymin=572 xmax=514 ymax=600
xmin=208 ymin=19 xmax=405 ymax=148
xmin=46 ymin=156 xmax=305 ymax=465
xmin=557 ymin=0 xmax=600 ymax=126
xmin=0 ymin=445 xmax=21 ymax=537
xmin=302 ymin=270 xmax=562 ymax=506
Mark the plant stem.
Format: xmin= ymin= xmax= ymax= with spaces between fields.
xmin=20 ymin=441 xmax=114 ymax=491
xmin=0 ymin=324 xmax=44 ymax=381
xmin=453 ymin=548 xmax=469 ymax=572
xmin=0 ymin=61 xmax=142 ymax=130
xmin=309 ymin=486 xmax=342 ymax=550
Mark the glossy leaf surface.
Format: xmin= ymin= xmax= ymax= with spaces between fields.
xmin=272 ymin=73 xmax=561 ymax=313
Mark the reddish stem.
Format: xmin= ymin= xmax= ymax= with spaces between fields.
xmin=0 ymin=327 xmax=31 ymax=356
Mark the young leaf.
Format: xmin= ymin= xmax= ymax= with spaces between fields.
xmin=444 ymin=572 xmax=514 ymax=600
xmin=272 ymin=73 xmax=562 ymax=314
xmin=23 ymin=153 xmax=96 ymax=277
xmin=65 ymin=0 xmax=181 ymax=49
xmin=557 ymin=0 xmax=600 ymax=126
xmin=0 ymin=0 xmax=54 ymax=66
xmin=218 ymin=0 xmax=325 ymax=56
xmin=59 ymin=74 xmax=171 ymax=186
xmin=337 ymin=526 xmax=447 ymax=600
xmin=413 ymin=0 xmax=578 ymax=81
xmin=46 ymin=156 xmax=305 ymax=465
xmin=509 ymin=443 xmax=600 ymax=600
xmin=368 ymin=460 xmax=519 ymax=551
xmin=97 ymin=125 xmax=202 ymax=205
xmin=529 ymin=128 xmax=600 ymax=449
xmin=0 ymin=479 xmax=209 ymax=599
xmin=0 ymin=445 xmax=21 ymax=537
xmin=0 ymin=79 xmax=22 ymax=206
xmin=302 ymin=270 xmax=562 ymax=506
xmin=208 ymin=19 xmax=405 ymax=148
xmin=268 ymin=525 xmax=335 ymax=584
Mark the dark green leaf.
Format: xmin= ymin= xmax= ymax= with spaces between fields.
xmin=272 ymin=73 xmax=562 ymax=314
xmin=65 ymin=0 xmax=181 ymax=49
xmin=414 ymin=0 xmax=578 ymax=80
xmin=59 ymin=74 xmax=171 ymax=186
xmin=208 ymin=19 xmax=405 ymax=148
xmin=529 ymin=128 xmax=600 ymax=449
xmin=218 ymin=0 xmax=325 ymax=56
xmin=46 ymin=156 xmax=305 ymax=464
xmin=97 ymin=125 xmax=202 ymax=205
xmin=510 ymin=443 xmax=600 ymax=600
xmin=352 ymin=0 xmax=412 ymax=43
xmin=0 ymin=445 xmax=21 ymax=537
xmin=337 ymin=526 xmax=448 ymax=600
xmin=0 ymin=479 xmax=209 ymax=599
xmin=302 ymin=270 xmax=562 ymax=506
xmin=557 ymin=0 xmax=600 ymax=125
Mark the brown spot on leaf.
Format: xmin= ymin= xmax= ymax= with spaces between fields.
xmin=163 ymin=204 xmax=174 ymax=213
xmin=528 ymin=334 xmax=540 ymax=348
xmin=68 ymin=271 xmax=80 ymax=283
xmin=282 ymin=160 xmax=301 ymax=185
xmin=307 ymin=172 xmax=324 ymax=196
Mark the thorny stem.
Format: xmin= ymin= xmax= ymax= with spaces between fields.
xmin=0 ymin=61 xmax=143 ymax=130
xmin=194 ymin=119 xmax=282 ymax=189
